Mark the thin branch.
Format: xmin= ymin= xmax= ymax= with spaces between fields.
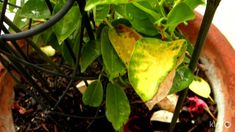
xmin=47 ymin=111 xmax=105 ymax=120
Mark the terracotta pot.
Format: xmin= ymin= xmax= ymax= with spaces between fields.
xmin=0 ymin=66 xmax=16 ymax=132
xmin=178 ymin=13 xmax=235 ymax=132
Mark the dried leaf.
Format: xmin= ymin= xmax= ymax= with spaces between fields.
xmin=76 ymin=80 xmax=95 ymax=94
xmin=145 ymin=69 xmax=176 ymax=110
xmin=157 ymin=94 xmax=178 ymax=112
xmin=150 ymin=110 xmax=179 ymax=123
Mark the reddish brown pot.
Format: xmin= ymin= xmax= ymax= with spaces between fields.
xmin=179 ymin=13 xmax=235 ymax=132
xmin=0 ymin=66 xmax=16 ymax=132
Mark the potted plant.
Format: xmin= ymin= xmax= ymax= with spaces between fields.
xmin=0 ymin=0 xmax=234 ymax=131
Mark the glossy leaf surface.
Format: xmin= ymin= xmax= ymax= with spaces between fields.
xmin=82 ymin=80 xmax=103 ymax=107
xmin=115 ymin=3 xmax=159 ymax=36
xmin=20 ymin=0 xmax=51 ymax=19
xmin=85 ymin=0 xmax=141 ymax=10
xmin=167 ymin=2 xmax=195 ymax=26
xmin=94 ymin=5 xmax=110 ymax=26
xmin=184 ymin=0 xmax=205 ymax=9
xmin=101 ymin=27 xmax=126 ymax=80
xmin=169 ymin=66 xmax=194 ymax=94
xmin=189 ymin=76 xmax=211 ymax=98
xmin=106 ymin=83 xmax=130 ymax=130
xmin=53 ymin=5 xmax=81 ymax=44
xmin=128 ymin=38 xmax=186 ymax=101
xmin=80 ymin=41 xmax=101 ymax=72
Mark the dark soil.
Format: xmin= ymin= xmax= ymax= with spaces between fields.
xmin=12 ymin=55 xmax=217 ymax=132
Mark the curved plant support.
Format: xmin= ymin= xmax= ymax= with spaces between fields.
xmin=0 ymin=0 xmax=8 ymax=34
xmin=0 ymin=0 xmax=75 ymax=41
xmin=169 ymin=0 xmax=221 ymax=131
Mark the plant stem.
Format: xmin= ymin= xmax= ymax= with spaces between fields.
xmin=169 ymin=0 xmax=221 ymax=131
xmin=132 ymin=2 xmax=160 ymax=20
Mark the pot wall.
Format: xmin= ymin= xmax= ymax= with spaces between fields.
xmin=0 ymin=66 xmax=16 ymax=132
xmin=179 ymin=13 xmax=235 ymax=132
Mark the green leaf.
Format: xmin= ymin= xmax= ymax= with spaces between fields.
xmin=85 ymin=0 xmax=141 ymax=11
xmin=106 ymin=83 xmax=130 ymax=130
xmin=108 ymin=24 xmax=141 ymax=67
xmin=53 ymin=5 xmax=81 ymax=44
xmin=9 ymin=0 xmax=17 ymax=12
xmin=115 ymin=3 xmax=159 ymax=36
xmin=94 ymin=5 xmax=110 ymax=26
xmin=20 ymin=0 xmax=51 ymax=19
xmin=189 ymin=76 xmax=211 ymax=98
xmin=101 ymin=27 xmax=126 ymax=80
xmin=12 ymin=9 xmax=29 ymax=30
xmin=80 ymin=40 xmax=101 ymax=72
xmin=169 ymin=66 xmax=194 ymax=94
xmin=184 ymin=0 xmax=205 ymax=9
xmin=82 ymin=80 xmax=103 ymax=107
xmin=167 ymin=2 xmax=195 ymax=26
xmin=128 ymin=38 xmax=186 ymax=101
xmin=62 ymin=42 xmax=74 ymax=65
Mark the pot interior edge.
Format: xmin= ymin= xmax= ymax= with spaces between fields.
xmin=200 ymin=57 xmax=224 ymax=132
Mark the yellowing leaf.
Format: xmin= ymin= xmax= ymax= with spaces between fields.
xmin=40 ymin=45 xmax=56 ymax=57
xmin=108 ymin=24 xmax=141 ymax=67
xmin=128 ymin=38 xmax=186 ymax=101
xmin=189 ymin=76 xmax=211 ymax=98
xmin=145 ymin=69 xmax=176 ymax=110
xmin=101 ymin=27 xmax=126 ymax=80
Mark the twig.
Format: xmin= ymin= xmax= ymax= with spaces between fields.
xmin=47 ymin=111 xmax=105 ymax=120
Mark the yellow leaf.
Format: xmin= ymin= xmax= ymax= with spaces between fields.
xmin=40 ymin=45 xmax=56 ymax=57
xmin=128 ymin=38 xmax=186 ymax=101
xmin=189 ymin=76 xmax=211 ymax=98
xmin=108 ymin=24 xmax=142 ymax=67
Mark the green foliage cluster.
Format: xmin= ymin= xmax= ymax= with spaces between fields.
xmin=5 ymin=0 xmax=206 ymax=130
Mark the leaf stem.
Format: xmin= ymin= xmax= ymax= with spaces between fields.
xmin=132 ymin=2 xmax=160 ymax=20
xmin=104 ymin=18 xmax=114 ymax=29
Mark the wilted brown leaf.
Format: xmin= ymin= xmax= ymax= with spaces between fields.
xmin=145 ymin=69 xmax=176 ymax=110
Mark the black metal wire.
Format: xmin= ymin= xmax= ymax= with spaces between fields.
xmin=0 ymin=0 xmax=21 ymax=8
xmin=0 ymin=0 xmax=75 ymax=40
xmin=3 ymin=16 xmax=62 ymax=71
xmin=44 ymin=0 xmax=53 ymax=13
xmin=0 ymin=0 xmax=8 ymax=34
xmin=2 ymin=26 xmax=28 ymax=59
xmin=169 ymin=0 xmax=221 ymax=131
